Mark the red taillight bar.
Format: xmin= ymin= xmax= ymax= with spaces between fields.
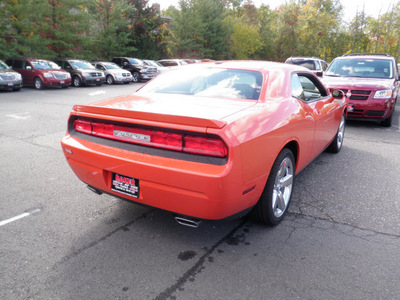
xmin=73 ymin=119 xmax=227 ymax=158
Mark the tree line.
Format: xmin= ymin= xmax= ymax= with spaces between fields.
xmin=1 ymin=0 xmax=400 ymax=63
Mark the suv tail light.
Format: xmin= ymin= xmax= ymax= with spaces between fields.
xmin=73 ymin=119 xmax=227 ymax=158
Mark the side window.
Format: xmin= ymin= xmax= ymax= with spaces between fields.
xmin=321 ymin=61 xmax=328 ymax=71
xmin=13 ymin=60 xmax=24 ymax=69
xmin=24 ymin=61 xmax=33 ymax=70
xmin=292 ymin=73 xmax=327 ymax=102
xmin=291 ymin=74 xmax=305 ymax=100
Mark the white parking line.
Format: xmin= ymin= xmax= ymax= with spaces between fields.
xmin=6 ymin=112 xmax=31 ymax=120
xmin=0 ymin=208 xmax=41 ymax=227
xmin=89 ymin=91 xmax=106 ymax=96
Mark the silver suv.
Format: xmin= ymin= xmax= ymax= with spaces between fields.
xmin=0 ymin=60 xmax=23 ymax=91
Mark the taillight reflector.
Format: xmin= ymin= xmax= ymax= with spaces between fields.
xmin=73 ymin=119 xmax=92 ymax=134
xmin=183 ymin=136 xmax=227 ymax=157
xmin=73 ymin=119 xmax=227 ymax=158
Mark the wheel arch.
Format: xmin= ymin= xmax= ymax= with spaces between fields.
xmin=282 ymin=140 xmax=299 ymax=169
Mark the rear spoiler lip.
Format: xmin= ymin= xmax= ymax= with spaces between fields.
xmin=72 ymin=105 xmax=227 ymax=129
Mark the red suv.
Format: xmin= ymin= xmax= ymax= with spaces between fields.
xmin=323 ymin=53 xmax=399 ymax=127
xmin=5 ymin=58 xmax=71 ymax=89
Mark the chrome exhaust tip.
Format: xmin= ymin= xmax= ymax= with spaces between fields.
xmin=175 ymin=216 xmax=202 ymax=228
xmin=87 ymin=185 xmax=103 ymax=195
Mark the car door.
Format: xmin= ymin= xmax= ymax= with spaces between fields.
xmin=12 ymin=60 xmax=33 ymax=86
xmin=292 ymin=73 xmax=342 ymax=157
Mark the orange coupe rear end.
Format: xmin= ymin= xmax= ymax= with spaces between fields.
xmin=61 ymin=61 xmax=347 ymax=226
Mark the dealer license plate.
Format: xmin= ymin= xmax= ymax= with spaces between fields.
xmin=111 ymin=173 xmax=139 ymax=198
xmin=60 ymin=80 xmax=65 ymax=84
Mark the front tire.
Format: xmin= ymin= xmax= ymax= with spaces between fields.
xmin=381 ymin=109 xmax=393 ymax=127
xmin=252 ymin=148 xmax=295 ymax=226
xmin=34 ymin=78 xmax=43 ymax=90
xmin=72 ymin=76 xmax=82 ymax=87
xmin=106 ymin=75 xmax=114 ymax=85
xmin=132 ymin=72 xmax=140 ymax=83
xmin=326 ymin=114 xmax=345 ymax=153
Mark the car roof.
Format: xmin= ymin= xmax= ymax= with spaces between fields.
xmin=197 ymin=60 xmax=309 ymax=73
xmin=337 ymin=53 xmax=394 ymax=60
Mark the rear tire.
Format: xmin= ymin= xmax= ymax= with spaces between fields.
xmin=326 ymin=114 xmax=345 ymax=153
xmin=252 ymin=148 xmax=295 ymax=226
xmin=72 ymin=76 xmax=82 ymax=87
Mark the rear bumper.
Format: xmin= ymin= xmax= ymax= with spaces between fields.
xmin=60 ymin=135 xmax=262 ymax=220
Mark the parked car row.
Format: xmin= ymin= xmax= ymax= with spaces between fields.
xmin=0 ymin=56 xmax=196 ymax=91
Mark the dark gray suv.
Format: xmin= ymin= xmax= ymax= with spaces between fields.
xmin=54 ymin=58 xmax=106 ymax=87
xmin=111 ymin=57 xmax=158 ymax=82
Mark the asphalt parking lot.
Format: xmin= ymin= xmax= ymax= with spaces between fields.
xmin=1 ymin=84 xmax=399 ymax=299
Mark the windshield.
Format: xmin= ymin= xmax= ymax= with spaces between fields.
xmin=0 ymin=60 xmax=10 ymax=70
xmin=102 ymin=63 xmax=121 ymax=69
xmin=128 ymin=58 xmax=143 ymax=65
xmin=70 ymin=60 xmax=95 ymax=69
xmin=144 ymin=60 xmax=162 ymax=67
xmin=138 ymin=67 xmax=263 ymax=100
xmin=31 ymin=60 xmax=57 ymax=70
xmin=326 ymin=58 xmax=394 ymax=79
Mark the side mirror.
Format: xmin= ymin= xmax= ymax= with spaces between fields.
xmin=316 ymin=71 xmax=323 ymax=77
xmin=26 ymin=66 xmax=32 ymax=70
xmin=331 ymin=89 xmax=344 ymax=99
xmin=65 ymin=65 xmax=72 ymax=70
xmin=123 ymin=62 xmax=128 ymax=66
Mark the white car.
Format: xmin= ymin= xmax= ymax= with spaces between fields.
xmin=93 ymin=62 xmax=133 ymax=84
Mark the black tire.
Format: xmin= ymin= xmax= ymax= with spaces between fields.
xmin=106 ymin=75 xmax=114 ymax=85
xmin=34 ymin=78 xmax=43 ymax=90
xmin=252 ymin=148 xmax=295 ymax=226
xmin=72 ymin=76 xmax=82 ymax=87
xmin=326 ymin=114 xmax=345 ymax=153
xmin=381 ymin=109 xmax=393 ymax=127
xmin=132 ymin=71 xmax=140 ymax=83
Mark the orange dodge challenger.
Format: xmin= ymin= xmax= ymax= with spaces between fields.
xmin=61 ymin=61 xmax=347 ymax=227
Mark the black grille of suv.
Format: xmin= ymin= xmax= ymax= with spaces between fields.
xmin=90 ymin=72 xmax=102 ymax=77
xmin=330 ymin=89 xmax=371 ymax=100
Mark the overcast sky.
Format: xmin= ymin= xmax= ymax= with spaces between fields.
xmin=148 ymin=0 xmax=396 ymax=21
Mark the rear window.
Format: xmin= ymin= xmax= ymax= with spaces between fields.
xmin=290 ymin=60 xmax=317 ymax=71
xmin=138 ymin=67 xmax=263 ymax=100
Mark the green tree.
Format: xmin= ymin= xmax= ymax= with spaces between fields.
xmin=125 ymin=0 xmax=170 ymax=59
xmin=167 ymin=0 xmax=232 ymax=59
xmin=87 ymin=0 xmax=136 ymax=59
xmin=274 ymin=1 xmax=301 ymax=61
xmin=231 ymin=16 xmax=261 ymax=59
xmin=296 ymin=0 xmax=342 ymax=60
xmin=255 ymin=4 xmax=278 ymax=60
